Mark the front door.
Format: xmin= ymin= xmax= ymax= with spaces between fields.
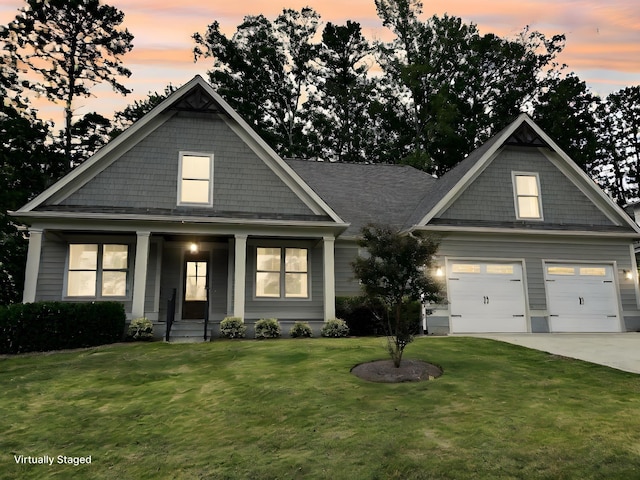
xmin=182 ymin=253 xmax=209 ymax=320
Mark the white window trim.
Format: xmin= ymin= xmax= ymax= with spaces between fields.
xmin=254 ymin=246 xmax=311 ymax=300
xmin=512 ymin=171 xmax=544 ymax=221
xmin=177 ymin=151 xmax=214 ymax=207
xmin=64 ymin=243 xmax=131 ymax=299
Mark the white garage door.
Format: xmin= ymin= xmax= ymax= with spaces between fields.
xmin=545 ymin=264 xmax=621 ymax=332
xmin=448 ymin=261 xmax=527 ymax=333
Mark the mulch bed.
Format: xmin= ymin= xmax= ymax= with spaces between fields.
xmin=351 ymin=359 xmax=443 ymax=383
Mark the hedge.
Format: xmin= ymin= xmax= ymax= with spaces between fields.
xmin=336 ymin=296 xmax=422 ymax=336
xmin=0 ymin=301 xmax=126 ymax=354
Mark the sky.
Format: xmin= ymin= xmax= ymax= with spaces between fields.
xmin=1 ymin=0 xmax=639 ymax=128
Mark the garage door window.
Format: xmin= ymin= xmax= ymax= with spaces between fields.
xmin=547 ymin=266 xmax=575 ymax=275
xmin=452 ymin=264 xmax=481 ymax=274
xmin=486 ymin=264 xmax=514 ymax=274
xmin=580 ymin=267 xmax=606 ymax=276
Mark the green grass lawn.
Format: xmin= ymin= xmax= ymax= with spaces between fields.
xmin=2 ymin=337 xmax=640 ymax=479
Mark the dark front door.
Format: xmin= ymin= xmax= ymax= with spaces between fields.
xmin=182 ymin=253 xmax=209 ymax=319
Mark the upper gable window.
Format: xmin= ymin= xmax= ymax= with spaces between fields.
xmin=512 ymin=172 xmax=543 ymax=220
xmin=178 ymin=152 xmax=213 ymax=206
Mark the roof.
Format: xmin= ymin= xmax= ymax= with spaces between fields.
xmin=286 ymin=160 xmax=437 ymax=237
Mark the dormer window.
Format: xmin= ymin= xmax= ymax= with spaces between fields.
xmin=178 ymin=152 xmax=213 ymax=206
xmin=512 ymin=172 xmax=543 ymax=220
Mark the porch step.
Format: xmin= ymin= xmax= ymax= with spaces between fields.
xmin=167 ymin=321 xmax=212 ymax=343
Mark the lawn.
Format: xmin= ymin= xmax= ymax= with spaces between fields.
xmin=2 ymin=336 xmax=640 ymax=479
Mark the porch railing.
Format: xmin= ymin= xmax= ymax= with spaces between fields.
xmin=165 ymin=288 xmax=177 ymax=342
xmin=203 ymin=289 xmax=210 ymax=341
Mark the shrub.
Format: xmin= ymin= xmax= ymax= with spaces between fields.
xmin=126 ymin=317 xmax=154 ymax=341
xmin=321 ymin=318 xmax=350 ymax=338
xmin=219 ymin=317 xmax=246 ymax=339
xmin=289 ymin=321 xmax=313 ymax=338
xmin=0 ymin=301 xmax=126 ymax=354
xmin=255 ymin=318 xmax=281 ymax=339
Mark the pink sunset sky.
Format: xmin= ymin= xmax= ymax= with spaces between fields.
xmin=1 ymin=0 xmax=639 ymax=127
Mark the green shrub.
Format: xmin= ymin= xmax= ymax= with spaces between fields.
xmin=219 ymin=317 xmax=246 ymax=339
xmin=336 ymin=296 xmax=422 ymax=336
xmin=321 ymin=318 xmax=350 ymax=338
xmin=289 ymin=321 xmax=313 ymax=338
xmin=126 ymin=317 xmax=154 ymax=341
xmin=255 ymin=318 xmax=281 ymax=339
xmin=0 ymin=301 xmax=126 ymax=354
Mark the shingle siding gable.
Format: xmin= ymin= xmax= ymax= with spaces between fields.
xmin=438 ymin=146 xmax=614 ymax=226
xmin=58 ymin=112 xmax=315 ymax=217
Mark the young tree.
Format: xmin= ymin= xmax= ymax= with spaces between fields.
xmin=1 ymin=0 xmax=134 ymax=165
xmin=352 ymin=225 xmax=442 ymax=367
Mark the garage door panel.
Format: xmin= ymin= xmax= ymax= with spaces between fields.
xmin=545 ymin=263 xmax=620 ymax=332
xmin=448 ymin=261 xmax=527 ymax=333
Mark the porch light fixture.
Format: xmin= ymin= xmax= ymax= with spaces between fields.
xmin=189 ymin=242 xmax=199 ymax=254
xmin=435 ymin=266 xmax=444 ymax=277
xmin=624 ymin=269 xmax=633 ymax=280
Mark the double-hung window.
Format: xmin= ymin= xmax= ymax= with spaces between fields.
xmin=256 ymin=247 xmax=309 ymax=298
xmin=67 ymin=244 xmax=129 ymax=297
xmin=512 ymin=172 xmax=543 ymax=220
xmin=178 ymin=152 xmax=213 ymax=206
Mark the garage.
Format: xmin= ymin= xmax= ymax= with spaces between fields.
xmin=447 ymin=260 xmax=528 ymax=333
xmin=545 ymin=263 xmax=621 ymax=332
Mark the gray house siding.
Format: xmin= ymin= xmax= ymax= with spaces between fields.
xmin=335 ymin=241 xmax=361 ymax=297
xmin=34 ymin=233 xmax=66 ymax=301
xmin=439 ymin=146 xmax=615 ymax=226
xmin=58 ymin=112 xmax=315 ymax=217
xmin=243 ymin=241 xmax=324 ymax=321
xmin=426 ymin=232 xmax=640 ymax=333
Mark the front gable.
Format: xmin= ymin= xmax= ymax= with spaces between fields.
xmin=418 ymin=114 xmax=640 ymax=235
xmin=17 ymin=76 xmax=344 ymax=226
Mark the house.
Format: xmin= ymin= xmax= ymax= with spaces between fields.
xmin=12 ymin=76 xmax=640 ymax=338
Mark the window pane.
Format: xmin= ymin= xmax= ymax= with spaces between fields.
xmin=69 ymin=244 xmax=97 ymax=269
xmin=548 ymin=266 xmax=575 ymax=275
xmin=103 ymin=245 xmax=128 ymax=269
xmin=181 ymin=179 xmax=210 ymax=203
xmin=68 ymin=271 xmax=96 ymax=296
xmin=102 ymin=271 xmax=127 ymax=296
xmin=182 ymin=155 xmax=210 ymax=180
xmin=285 ymin=273 xmax=308 ymax=298
xmin=518 ymin=197 xmax=540 ymax=218
xmin=516 ymin=175 xmax=538 ymax=195
xmin=185 ymin=277 xmax=207 ymax=301
xmin=256 ymin=272 xmax=280 ymax=297
xmin=486 ymin=264 xmax=514 ymax=274
xmin=285 ymin=248 xmax=307 ymax=272
xmin=580 ymin=267 xmax=606 ymax=276
xmin=257 ymin=248 xmax=281 ymax=272
xmin=452 ymin=264 xmax=481 ymax=274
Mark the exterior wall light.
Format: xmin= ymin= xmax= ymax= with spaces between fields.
xmin=624 ymin=269 xmax=633 ymax=280
xmin=189 ymin=242 xmax=199 ymax=254
xmin=435 ymin=266 xmax=444 ymax=277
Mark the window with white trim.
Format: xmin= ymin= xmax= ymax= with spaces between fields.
xmin=256 ymin=247 xmax=309 ymax=298
xmin=67 ymin=244 xmax=129 ymax=297
xmin=513 ymin=173 xmax=542 ymax=219
xmin=178 ymin=152 xmax=213 ymax=205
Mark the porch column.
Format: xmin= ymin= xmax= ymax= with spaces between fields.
xmin=132 ymin=231 xmax=151 ymax=318
xmin=323 ymin=236 xmax=336 ymax=321
xmin=23 ymin=228 xmax=43 ymax=303
xmin=233 ymin=234 xmax=247 ymax=320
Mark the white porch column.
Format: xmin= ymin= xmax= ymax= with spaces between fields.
xmin=323 ymin=236 xmax=336 ymax=321
xmin=233 ymin=234 xmax=247 ymax=320
xmin=132 ymin=231 xmax=151 ymax=318
xmin=23 ymin=228 xmax=43 ymax=303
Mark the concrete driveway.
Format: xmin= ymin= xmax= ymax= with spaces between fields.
xmin=466 ymin=333 xmax=640 ymax=374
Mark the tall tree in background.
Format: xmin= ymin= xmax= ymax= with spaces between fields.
xmin=0 ymin=0 xmax=134 ymax=166
xmin=374 ymin=0 xmax=565 ymax=174
xmin=307 ymin=21 xmax=375 ymax=162
xmin=194 ymin=8 xmax=321 ymax=158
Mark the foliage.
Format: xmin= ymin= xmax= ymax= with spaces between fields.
xmin=289 ymin=321 xmax=313 ymax=338
xmin=126 ymin=317 xmax=153 ymax=341
xmin=336 ymin=296 xmax=387 ymax=336
xmin=321 ymin=318 xmax=350 ymax=338
xmin=0 ymin=0 xmax=134 ymax=163
xmin=219 ymin=317 xmax=246 ymax=339
xmin=194 ymin=8 xmax=320 ymax=158
xmin=352 ymin=225 xmax=442 ymax=367
xmin=111 ymin=84 xmax=177 ymax=138
xmin=254 ymin=318 xmax=281 ymax=339
xmin=0 ymin=301 xmax=125 ymax=354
